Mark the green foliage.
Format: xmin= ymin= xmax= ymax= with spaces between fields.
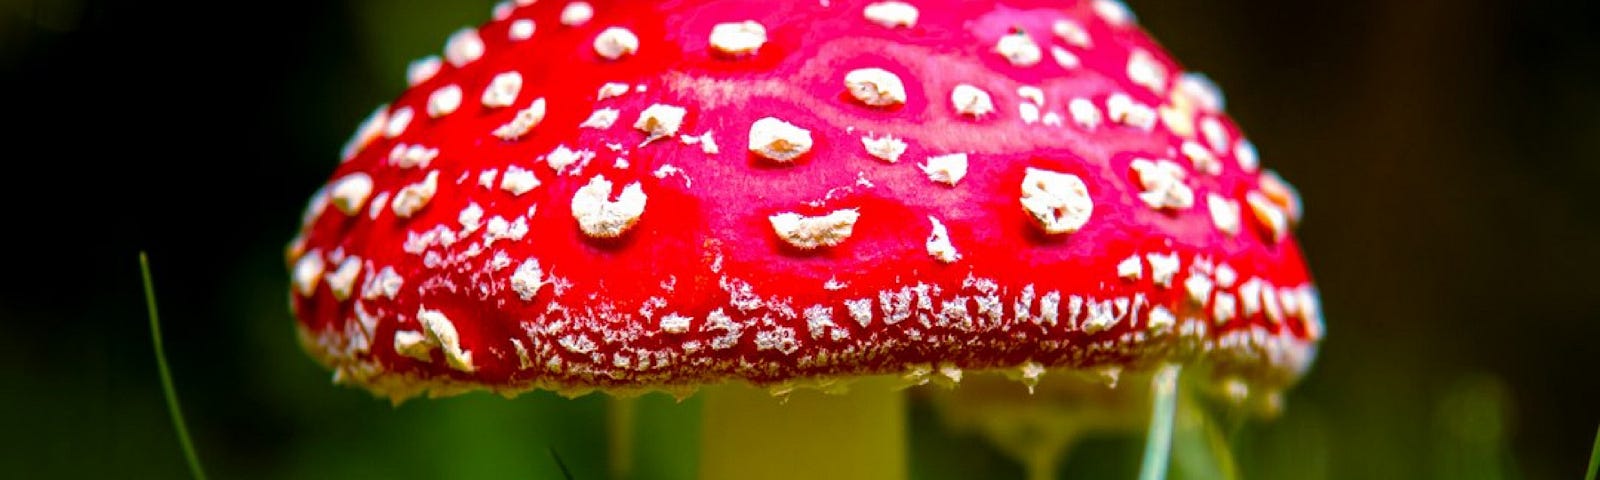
xmin=1586 ymin=424 xmax=1598 ymax=480
xmin=549 ymin=447 xmax=574 ymax=480
xmin=142 ymin=253 xmax=207 ymax=480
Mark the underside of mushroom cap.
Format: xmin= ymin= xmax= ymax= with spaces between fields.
xmin=289 ymin=0 xmax=1322 ymax=403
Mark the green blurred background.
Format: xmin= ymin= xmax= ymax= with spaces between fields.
xmin=1 ymin=0 xmax=1596 ymax=478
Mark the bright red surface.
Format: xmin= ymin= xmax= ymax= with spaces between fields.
xmin=291 ymin=0 xmax=1320 ymax=399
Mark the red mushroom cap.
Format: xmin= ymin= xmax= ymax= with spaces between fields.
xmin=290 ymin=0 xmax=1322 ymax=401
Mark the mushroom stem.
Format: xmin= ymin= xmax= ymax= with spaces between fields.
xmin=698 ymin=376 xmax=907 ymax=480
xmin=1022 ymin=447 xmax=1066 ymax=480
xmin=608 ymin=396 xmax=638 ymax=479
xmin=1138 ymin=364 xmax=1182 ymax=480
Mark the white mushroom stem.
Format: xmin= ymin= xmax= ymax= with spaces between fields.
xmin=927 ymin=368 xmax=1164 ymax=480
xmin=608 ymin=396 xmax=638 ymax=480
xmin=699 ymin=376 xmax=907 ymax=480
xmin=1138 ymin=364 xmax=1182 ymax=480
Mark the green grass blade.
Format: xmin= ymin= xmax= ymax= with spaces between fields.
xmin=549 ymin=446 xmax=576 ymax=480
xmin=141 ymin=252 xmax=208 ymax=480
xmin=1586 ymin=423 xmax=1598 ymax=480
xmin=1139 ymin=364 xmax=1181 ymax=480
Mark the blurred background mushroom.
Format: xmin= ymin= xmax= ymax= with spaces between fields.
xmin=1 ymin=1 xmax=1597 ymax=479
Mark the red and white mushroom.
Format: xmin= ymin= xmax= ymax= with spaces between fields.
xmin=289 ymin=0 xmax=1322 ymax=478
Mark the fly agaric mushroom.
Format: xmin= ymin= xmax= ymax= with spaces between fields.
xmin=289 ymin=0 xmax=1322 ymax=478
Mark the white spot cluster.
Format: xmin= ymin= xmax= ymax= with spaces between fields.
xmin=1041 ymin=111 xmax=1064 ymax=127
xmin=393 ymin=330 xmax=433 ymax=363
xmin=861 ymin=134 xmax=907 ymax=163
xmin=481 ymin=71 xmax=523 ymax=108
xmin=1181 ymin=141 xmax=1222 ymax=175
xmin=594 ymin=27 xmax=640 ymax=60
xmin=445 ymin=28 xmax=485 ymax=67
xmin=500 ymin=166 xmax=540 ymax=196
xmin=391 ymin=171 xmax=440 ymax=218
xmin=385 ymin=107 xmax=414 ymax=138
xmin=804 ymin=305 xmax=844 ymax=341
xmin=545 ymin=144 xmax=595 ymax=174
xmin=1185 ymin=269 xmax=1215 ymax=307
xmin=660 ymin=313 xmax=693 ymax=334
xmin=580 ymin=108 xmax=621 ymax=129
xmin=709 ymin=21 xmax=767 ymax=56
xmin=1107 ymin=93 xmax=1157 ymax=130
xmin=341 ymin=106 xmax=388 ymax=161
xmin=361 ymin=265 xmax=404 ymax=300
xmin=1200 ymin=117 xmax=1230 ymax=153
xmin=329 ymin=173 xmax=374 ymax=216
xmin=1018 ymin=102 xmax=1041 ymax=124
xmin=863 ymin=1 xmax=918 ymax=28
xmin=1076 ymin=294 xmax=1137 ymax=334
xmin=510 ymin=259 xmax=545 ymax=300
xmin=367 ymin=192 xmax=391 ymax=219
xmin=995 ymin=31 xmax=1042 ymax=67
xmin=1207 ymin=193 xmax=1242 ymax=235
xmin=635 ymin=103 xmax=688 ymax=139
xmin=1016 ymin=361 xmax=1047 ymax=392
xmin=560 ymin=1 xmax=594 ymax=26
xmin=1126 ymin=49 xmax=1168 ymax=94
xmin=389 ymin=143 xmax=439 ymax=169
xmin=1019 ymin=168 xmax=1093 ymax=234
xmin=1238 ymin=278 xmax=1264 ymax=318
xmin=748 ymin=117 xmax=813 ymax=162
xmin=1235 ymin=140 xmax=1260 ymax=172
xmin=407 ymin=56 xmax=443 ymax=87
xmin=428 ymin=84 xmax=463 ymax=118
xmin=1094 ymin=0 xmax=1136 ymax=26
xmin=1160 ymin=100 xmax=1198 ymax=139
xmin=1147 ymin=306 xmax=1175 ymax=331
xmin=493 ymin=98 xmax=548 ymax=140
xmin=1177 ymin=72 xmax=1226 ymax=112
xmin=1117 ymin=255 xmax=1142 ymax=281
xmin=843 ymin=298 xmax=873 ymax=327
xmin=1018 ymin=86 xmax=1045 ymax=106
xmin=1259 ymin=170 xmax=1303 ymax=224
xmin=1215 ymin=264 xmax=1239 ymax=289
xmin=680 ymin=131 xmax=720 ymax=155
xmin=1053 ymin=20 xmax=1091 ymax=48
xmin=1068 ymin=98 xmax=1102 ymax=130
xmin=1130 ymin=158 xmax=1194 ymax=210
xmin=769 ymin=209 xmax=861 ymax=250
xmin=950 ymin=84 xmax=995 ymax=117
xmin=845 ymin=68 xmax=908 ymax=107
xmin=925 ymin=216 xmax=960 ymax=263
xmin=1051 ymin=46 xmax=1081 ymax=70
xmin=920 ymin=153 xmax=969 ymax=186
xmin=597 ymin=82 xmax=631 ymax=100
xmin=509 ymin=19 xmax=536 ymax=41
xmin=324 ymin=257 xmax=362 ymax=300
xmin=1213 ymin=292 xmax=1239 ymax=325
xmin=1247 ymin=191 xmax=1288 ymax=242
xmin=1146 ymin=252 xmax=1179 ymax=287
xmin=571 ymin=175 xmax=647 ymax=238
xmin=292 ymin=251 xmax=325 ymax=296
xmin=417 ymin=308 xmax=475 ymax=372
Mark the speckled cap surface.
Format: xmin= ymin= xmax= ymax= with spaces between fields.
xmin=288 ymin=0 xmax=1322 ymax=402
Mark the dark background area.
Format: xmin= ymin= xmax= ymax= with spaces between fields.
xmin=1 ymin=0 xmax=1596 ymax=478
